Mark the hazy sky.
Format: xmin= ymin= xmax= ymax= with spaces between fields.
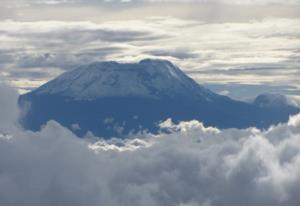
xmin=0 ymin=0 xmax=299 ymax=99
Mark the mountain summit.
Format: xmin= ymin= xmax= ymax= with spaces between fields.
xmin=19 ymin=59 xmax=300 ymax=138
xmin=34 ymin=59 xmax=216 ymax=101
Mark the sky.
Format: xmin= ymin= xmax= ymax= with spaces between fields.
xmin=0 ymin=0 xmax=300 ymax=100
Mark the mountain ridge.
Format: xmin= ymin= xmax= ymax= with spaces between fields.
xmin=34 ymin=59 xmax=217 ymax=101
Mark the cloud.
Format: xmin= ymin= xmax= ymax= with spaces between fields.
xmin=287 ymin=95 xmax=300 ymax=108
xmin=1 ymin=83 xmax=300 ymax=206
xmin=0 ymin=17 xmax=299 ymax=94
xmin=0 ymin=82 xmax=20 ymax=133
xmin=204 ymin=83 xmax=300 ymax=100
xmin=4 ymin=0 xmax=300 ymax=6
xmin=146 ymin=48 xmax=198 ymax=59
xmin=218 ymin=90 xmax=230 ymax=95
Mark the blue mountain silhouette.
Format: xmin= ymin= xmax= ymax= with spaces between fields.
xmin=19 ymin=59 xmax=300 ymax=138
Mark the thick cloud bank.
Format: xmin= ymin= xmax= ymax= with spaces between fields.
xmin=1 ymin=83 xmax=300 ymax=206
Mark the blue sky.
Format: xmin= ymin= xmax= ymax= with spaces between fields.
xmin=0 ymin=0 xmax=299 ymax=101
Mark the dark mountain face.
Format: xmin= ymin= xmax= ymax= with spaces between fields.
xmin=19 ymin=59 xmax=300 ymax=138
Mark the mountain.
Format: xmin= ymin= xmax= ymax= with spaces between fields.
xmin=19 ymin=59 xmax=300 ymax=138
xmin=34 ymin=59 xmax=217 ymax=101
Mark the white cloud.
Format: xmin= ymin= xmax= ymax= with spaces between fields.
xmin=287 ymin=95 xmax=300 ymax=108
xmin=4 ymin=0 xmax=300 ymax=6
xmin=218 ymin=90 xmax=230 ymax=96
xmin=1 ymin=83 xmax=300 ymax=206
xmin=0 ymin=17 xmax=299 ymax=93
xmin=0 ymin=82 xmax=20 ymax=133
xmin=144 ymin=0 xmax=300 ymax=4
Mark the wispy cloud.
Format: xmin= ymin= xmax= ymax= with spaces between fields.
xmin=4 ymin=0 xmax=300 ymax=6
xmin=0 ymin=17 xmax=299 ymax=94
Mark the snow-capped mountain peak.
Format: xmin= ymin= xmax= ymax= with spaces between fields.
xmin=34 ymin=59 xmax=216 ymax=100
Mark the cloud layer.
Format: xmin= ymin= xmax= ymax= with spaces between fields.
xmin=1 ymin=83 xmax=300 ymax=206
xmin=3 ymin=0 xmax=300 ymax=6
xmin=0 ymin=17 xmax=299 ymax=94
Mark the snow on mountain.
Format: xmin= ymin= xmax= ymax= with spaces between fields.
xmin=34 ymin=59 xmax=216 ymax=101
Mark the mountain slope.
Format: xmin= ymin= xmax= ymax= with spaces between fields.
xmin=34 ymin=59 xmax=216 ymax=101
xmin=19 ymin=59 xmax=300 ymax=138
